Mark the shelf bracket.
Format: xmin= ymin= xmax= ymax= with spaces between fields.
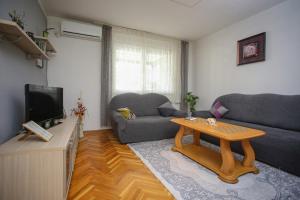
xmin=25 ymin=53 xmax=46 ymax=66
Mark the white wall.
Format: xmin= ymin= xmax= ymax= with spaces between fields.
xmin=47 ymin=17 xmax=101 ymax=131
xmin=192 ymin=0 xmax=300 ymax=110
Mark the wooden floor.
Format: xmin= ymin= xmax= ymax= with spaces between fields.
xmin=68 ymin=130 xmax=174 ymax=200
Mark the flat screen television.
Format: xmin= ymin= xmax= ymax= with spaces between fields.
xmin=25 ymin=84 xmax=63 ymax=127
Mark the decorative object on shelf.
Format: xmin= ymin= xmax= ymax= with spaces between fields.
xmin=34 ymin=38 xmax=46 ymax=51
xmin=71 ymin=97 xmax=87 ymax=138
xmin=34 ymin=36 xmax=57 ymax=54
xmin=26 ymin=31 xmax=34 ymax=41
xmin=42 ymin=28 xmax=54 ymax=38
xmin=8 ymin=9 xmax=25 ymax=29
xmin=184 ymin=92 xmax=199 ymax=120
xmin=237 ymin=32 xmax=266 ymax=65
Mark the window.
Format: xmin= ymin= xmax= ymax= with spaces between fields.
xmin=112 ymin=27 xmax=181 ymax=103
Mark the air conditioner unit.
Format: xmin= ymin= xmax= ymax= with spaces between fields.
xmin=61 ymin=20 xmax=102 ymax=41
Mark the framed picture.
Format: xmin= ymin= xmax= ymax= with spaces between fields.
xmin=237 ymin=32 xmax=266 ymax=66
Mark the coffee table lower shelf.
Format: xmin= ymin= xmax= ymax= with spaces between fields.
xmin=172 ymin=144 xmax=258 ymax=183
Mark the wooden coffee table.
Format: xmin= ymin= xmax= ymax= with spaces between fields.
xmin=171 ymin=118 xmax=265 ymax=184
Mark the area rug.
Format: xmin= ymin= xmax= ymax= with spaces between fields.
xmin=128 ymin=136 xmax=300 ymax=200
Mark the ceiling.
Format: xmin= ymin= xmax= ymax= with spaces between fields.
xmin=40 ymin=0 xmax=286 ymax=40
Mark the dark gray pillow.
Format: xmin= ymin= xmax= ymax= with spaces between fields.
xmin=158 ymin=101 xmax=176 ymax=117
xmin=173 ymin=110 xmax=187 ymax=117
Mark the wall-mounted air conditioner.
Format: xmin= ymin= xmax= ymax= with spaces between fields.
xmin=61 ymin=20 xmax=102 ymax=41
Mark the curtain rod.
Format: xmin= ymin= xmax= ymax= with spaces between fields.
xmin=93 ymin=21 xmax=187 ymax=42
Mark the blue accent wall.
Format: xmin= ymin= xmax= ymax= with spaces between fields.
xmin=0 ymin=0 xmax=47 ymax=143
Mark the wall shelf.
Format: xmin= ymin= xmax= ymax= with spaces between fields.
xmin=0 ymin=19 xmax=56 ymax=60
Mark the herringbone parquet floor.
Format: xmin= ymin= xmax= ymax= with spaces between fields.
xmin=68 ymin=130 xmax=174 ymax=200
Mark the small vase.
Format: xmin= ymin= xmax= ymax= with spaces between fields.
xmin=79 ymin=122 xmax=84 ymax=138
xmin=78 ymin=114 xmax=84 ymax=138
xmin=186 ymin=105 xmax=193 ymax=120
xmin=187 ymin=110 xmax=192 ymax=119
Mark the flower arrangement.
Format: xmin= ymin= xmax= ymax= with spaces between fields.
xmin=71 ymin=98 xmax=87 ymax=120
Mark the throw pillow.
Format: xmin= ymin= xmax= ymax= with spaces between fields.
xmin=210 ymin=101 xmax=229 ymax=119
xmin=117 ymin=107 xmax=136 ymax=120
xmin=158 ymin=101 xmax=176 ymax=117
xmin=173 ymin=110 xmax=187 ymax=118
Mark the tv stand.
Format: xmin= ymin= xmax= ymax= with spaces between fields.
xmin=0 ymin=117 xmax=80 ymax=200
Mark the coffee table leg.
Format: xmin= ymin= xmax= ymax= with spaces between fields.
xmin=241 ymin=139 xmax=258 ymax=173
xmin=174 ymin=126 xmax=185 ymax=149
xmin=193 ymin=131 xmax=201 ymax=146
xmin=219 ymin=139 xmax=236 ymax=183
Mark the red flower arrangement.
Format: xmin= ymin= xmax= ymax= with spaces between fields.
xmin=71 ymin=98 xmax=87 ymax=120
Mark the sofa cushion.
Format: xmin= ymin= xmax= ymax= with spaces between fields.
xmin=110 ymin=93 xmax=169 ymax=116
xmin=158 ymin=101 xmax=176 ymax=117
xmin=192 ymin=111 xmax=213 ymax=118
xmin=200 ymin=118 xmax=300 ymax=176
xmin=215 ymin=94 xmax=300 ymax=131
xmin=126 ymin=116 xmax=174 ymax=130
xmin=210 ymin=101 xmax=229 ymax=119
xmin=122 ymin=116 xmax=179 ymax=143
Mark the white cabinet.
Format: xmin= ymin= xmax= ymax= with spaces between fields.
xmin=0 ymin=117 xmax=79 ymax=200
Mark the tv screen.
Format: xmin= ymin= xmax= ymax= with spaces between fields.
xmin=25 ymin=84 xmax=63 ymax=124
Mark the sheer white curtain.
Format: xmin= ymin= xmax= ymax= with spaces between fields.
xmin=112 ymin=27 xmax=181 ymax=103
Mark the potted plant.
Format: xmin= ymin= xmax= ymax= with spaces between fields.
xmin=8 ymin=10 xmax=25 ymax=30
xmin=184 ymin=92 xmax=199 ymax=119
xmin=43 ymin=28 xmax=54 ymax=38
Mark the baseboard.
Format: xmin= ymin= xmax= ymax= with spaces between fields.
xmin=84 ymin=127 xmax=112 ymax=133
xmin=99 ymin=126 xmax=112 ymax=130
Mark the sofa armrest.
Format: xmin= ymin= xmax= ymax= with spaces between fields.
xmin=111 ymin=111 xmax=127 ymax=130
xmin=192 ymin=110 xmax=213 ymax=118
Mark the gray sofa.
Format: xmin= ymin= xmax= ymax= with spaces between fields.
xmin=193 ymin=93 xmax=300 ymax=176
xmin=110 ymin=93 xmax=183 ymax=143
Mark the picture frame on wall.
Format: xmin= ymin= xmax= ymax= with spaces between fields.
xmin=237 ymin=32 xmax=266 ymax=66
